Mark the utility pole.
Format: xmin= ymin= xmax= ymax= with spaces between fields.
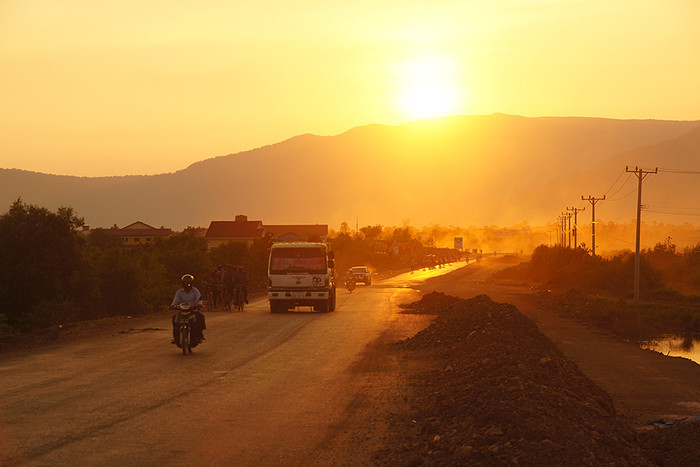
xmin=567 ymin=207 xmax=585 ymax=249
xmin=626 ymin=166 xmax=658 ymax=305
xmin=564 ymin=212 xmax=573 ymax=248
xmin=557 ymin=215 xmax=566 ymax=246
xmin=582 ymin=195 xmax=605 ymax=256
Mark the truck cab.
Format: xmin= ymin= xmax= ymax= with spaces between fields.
xmin=267 ymin=242 xmax=336 ymax=313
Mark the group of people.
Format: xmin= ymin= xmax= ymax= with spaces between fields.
xmin=202 ymin=263 xmax=249 ymax=309
xmin=170 ymin=264 xmax=249 ymax=346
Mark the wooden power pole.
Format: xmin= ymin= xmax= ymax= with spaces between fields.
xmin=567 ymin=206 xmax=585 ymax=249
xmin=626 ymin=166 xmax=657 ymax=305
xmin=582 ymin=195 xmax=605 ymax=256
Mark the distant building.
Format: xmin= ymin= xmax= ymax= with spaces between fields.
xmin=204 ymin=215 xmax=330 ymax=248
xmin=205 ymin=215 xmax=264 ymax=248
xmin=115 ymin=221 xmax=172 ymax=246
xmin=264 ymin=224 xmax=328 ymax=243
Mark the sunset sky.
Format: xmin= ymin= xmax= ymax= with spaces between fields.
xmin=1 ymin=0 xmax=699 ymax=177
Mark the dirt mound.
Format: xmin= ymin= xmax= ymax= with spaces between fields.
xmin=494 ymin=254 xmax=525 ymax=264
xmin=639 ymin=419 xmax=700 ymax=465
xmin=376 ymin=294 xmax=654 ymax=465
xmin=399 ymin=291 xmax=463 ymax=314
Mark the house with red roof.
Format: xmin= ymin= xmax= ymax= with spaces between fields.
xmin=205 ymin=215 xmax=264 ymax=248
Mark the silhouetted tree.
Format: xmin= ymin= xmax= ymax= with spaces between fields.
xmin=0 ymin=199 xmax=85 ymax=329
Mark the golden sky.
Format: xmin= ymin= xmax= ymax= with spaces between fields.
xmin=1 ymin=0 xmax=699 ymax=176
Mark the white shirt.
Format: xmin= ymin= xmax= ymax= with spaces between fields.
xmin=171 ymin=287 xmax=203 ymax=306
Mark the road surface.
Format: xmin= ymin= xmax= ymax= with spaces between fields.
xmin=0 ymin=264 xmax=462 ymax=466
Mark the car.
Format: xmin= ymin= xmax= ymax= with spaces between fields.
xmin=348 ymin=266 xmax=372 ymax=285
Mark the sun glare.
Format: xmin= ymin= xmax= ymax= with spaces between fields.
xmin=395 ymin=55 xmax=463 ymax=120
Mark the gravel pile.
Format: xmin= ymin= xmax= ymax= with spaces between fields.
xmin=399 ymin=291 xmax=463 ymax=315
xmin=376 ymin=294 xmax=656 ymax=465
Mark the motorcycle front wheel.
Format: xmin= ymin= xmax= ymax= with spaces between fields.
xmin=180 ymin=328 xmax=190 ymax=355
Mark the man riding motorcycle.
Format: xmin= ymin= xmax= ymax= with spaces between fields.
xmin=171 ymin=274 xmax=206 ymax=344
xmin=345 ymin=268 xmax=356 ymax=292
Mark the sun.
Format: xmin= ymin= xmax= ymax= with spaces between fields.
xmin=395 ymin=55 xmax=463 ymax=120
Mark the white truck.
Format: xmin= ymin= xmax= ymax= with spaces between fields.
xmin=267 ymin=242 xmax=336 ymax=313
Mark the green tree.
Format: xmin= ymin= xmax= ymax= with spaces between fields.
xmin=0 ymin=199 xmax=85 ymax=328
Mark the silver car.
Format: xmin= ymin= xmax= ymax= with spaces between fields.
xmin=349 ymin=266 xmax=372 ymax=285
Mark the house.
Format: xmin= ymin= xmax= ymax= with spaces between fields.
xmin=205 ymin=215 xmax=265 ymax=248
xmin=264 ymin=224 xmax=328 ymax=243
xmin=115 ymin=221 xmax=172 ymax=246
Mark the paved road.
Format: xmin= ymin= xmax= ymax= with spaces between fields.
xmin=0 ymin=263 xmax=463 ymax=466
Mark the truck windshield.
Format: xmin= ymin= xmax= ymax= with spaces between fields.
xmin=270 ymin=247 xmax=327 ymax=274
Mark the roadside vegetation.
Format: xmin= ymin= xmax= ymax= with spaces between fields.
xmin=493 ymin=244 xmax=700 ymax=341
xmin=0 ymin=200 xmax=272 ymax=335
xmin=0 ymin=201 xmax=460 ymax=336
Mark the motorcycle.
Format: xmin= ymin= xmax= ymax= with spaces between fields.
xmin=172 ymin=303 xmax=201 ymax=355
xmin=345 ymin=277 xmax=356 ymax=293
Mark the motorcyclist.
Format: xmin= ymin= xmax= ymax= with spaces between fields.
xmin=171 ymin=274 xmax=206 ymax=344
xmin=345 ymin=268 xmax=356 ymax=289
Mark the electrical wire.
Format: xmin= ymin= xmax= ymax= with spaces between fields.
xmin=602 ymin=168 xmax=628 ymax=197
xmin=596 ymin=231 xmax=636 ymax=246
xmin=645 ymin=204 xmax=700 ymax=212
xmin=643 ymin=208 xmax=700 ymax=217
xmin=658 ymin=167 xmax=700 ymax=174
xmin=607 ymin=186 xmax=637 ymax=202
xmin=605 ymin=173 xmax=634 ymax=199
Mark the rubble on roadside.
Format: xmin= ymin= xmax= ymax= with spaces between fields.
xmin=374 ymin=293 xmax=686 ymax=465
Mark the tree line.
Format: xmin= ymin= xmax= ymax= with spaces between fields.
xmin=495 ymin=243 xmax=700 ymax=300
xmin=0 ymin=201 xmax=462 ymax=335
xmin=0 ymin=200 xmax=272 ymax=334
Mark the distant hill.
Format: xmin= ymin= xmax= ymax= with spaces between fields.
xmin=1 ymin=114 xmax=698 ymax=230
xmin=523 ymin=125 xmax=700 ymax=225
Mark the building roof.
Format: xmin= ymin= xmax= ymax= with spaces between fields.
xmin=114 ymin=221 xmax=171 ymax=236
xmin=264 ymin=224 xmax=328 ymax=238
xmin=205 ymin=220 xmax=264 ymax=239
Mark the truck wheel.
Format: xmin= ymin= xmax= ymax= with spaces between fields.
xmin=329 ymin=289 xmax=336 ymax=312
xmin=316 ymin=301 xmax=329 ymax=313
xmin=270 ymin=301 xmax=286 ymax=313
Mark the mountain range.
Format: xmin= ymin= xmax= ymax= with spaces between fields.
xmin=2 ymin=113 xmax=699 ymax=231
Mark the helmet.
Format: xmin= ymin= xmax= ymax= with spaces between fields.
xmin=181 ymin=274 xmax=194 ymax=286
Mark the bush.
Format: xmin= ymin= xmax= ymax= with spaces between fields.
xmin=498 ymin=245 xmax=666 ymax=298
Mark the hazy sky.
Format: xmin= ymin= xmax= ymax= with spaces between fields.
xmin=2 ymin=0 xmax=699 ymax=176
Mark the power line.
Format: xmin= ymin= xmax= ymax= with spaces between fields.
xmin=643 ymin=209 xmax=700 ymax=217
xmin=605 ymin=173 xmax=634 ymax=198
xmin=602 ymin=168 xmax=628 ymax=197
xmin=658 ymin=167 xmax=700 ymax=174
xmin=607 ymin=185 xmax=637 ymax=202
xmin=596 ymin=231 xmax=636 ymax=246
xmin=646 ymin=204 xmax=700 ymax=211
